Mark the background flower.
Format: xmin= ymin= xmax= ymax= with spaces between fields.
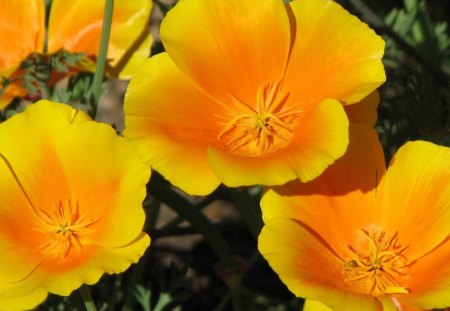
xmin=124 ymin=0 xmax=385 ymax=195
xmin=0 ymin=101 xmax=151 ymax=309
xmin=0 ymin=0 xmax=152 ymax=109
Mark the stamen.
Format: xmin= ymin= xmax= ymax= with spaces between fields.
xmin=217 ymin=81 xmax=303 ymax=156
xmin=35 ymin=200 xmax=100 ymax=260
xmin=343 ymin=228 xmax=410 ymax=296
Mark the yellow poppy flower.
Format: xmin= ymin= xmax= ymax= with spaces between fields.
xmin=0 ymin=101 xmax=150 ymax=309
xmin=123 ymin=0 xmax=385 ymax=195
xmin=0 ymin=0 xmax=152 ymax=109
xmin=259 ymin=126 xmax=450 ymax=310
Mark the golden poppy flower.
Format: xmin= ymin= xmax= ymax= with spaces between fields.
xmin=0 ymin=0 xmax=152 ymax=109
xmin=123 ymin=0 xmax=385 ymax=195
xmin=258 ymin=126 xmax=450 ymax=310
xmin=0 ymin=100 xmax=150 ymax=309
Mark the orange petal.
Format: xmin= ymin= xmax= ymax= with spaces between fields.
xmin=32 ymin=233 xmax=150 ymax=296
xmin=160 ymin=0 xmax=291 ymax=104
xmin=378 ymin=141 xmax=450 ymax=261
xmin=0 ymin=101 xmax=90 ymax=207
xmin=262 ymin=125 xmax=385 ymax=258
xmin=344 ymin=91 xmax=379 ymax=127
xmin=283 ymin=0 xmax=385 ymax=106
xmin=258 ymin=218 xmax=380 ymax=311
xmin=207 ymin=99 xmax=348 ymax=186
xmin=123 ymin=53 xmax=222 ymax=195
xmin=401 ymin=238 xmax=450 ymax=309
xmin=54 ymin=121 xmax=150 ymax=248
xmin=0 ymin=0 xmax=44 ymax=71
xmin=48 ymin=0 xmax=152 ymax=75
xmin=0 ymin=161 xmax=42 ymax=283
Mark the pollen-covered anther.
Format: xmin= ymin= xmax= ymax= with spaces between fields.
xmin=217 ymin=81 xmax=303 ymax=156
xmin=33 ymin=200 xmax=100 ymax=260
xmin=343 ymin=229 xmax=410 ymax=296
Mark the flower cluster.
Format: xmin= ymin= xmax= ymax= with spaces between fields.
xmin=0 ymin=0 xmax=449 ymax=310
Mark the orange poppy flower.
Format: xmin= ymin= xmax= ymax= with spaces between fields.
xmin=123 ymin=0 xmax=385 ymax=195
xmin=0 ymin=0 xmax=152 ymax=109
xmin=258 ymin=126 xmax=450 ymax=310
xmin=0 ymin=101 xmax=150 ymax=309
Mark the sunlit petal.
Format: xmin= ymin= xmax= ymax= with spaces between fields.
xmin=0 ymin=0 xmax=44 ymax=71
xmin=283 ymin=0 xmax=385 ymax=106
xmin=160 ymin=0 xmax=291 ymax=104
xmin=378 ymin=141 xmax=450 ymax=260
xmin=124 ymin=53 xmax=221 ymax=195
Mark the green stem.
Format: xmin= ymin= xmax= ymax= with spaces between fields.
xmin=228 ymin=189 xmax=263 ymax=239
xmin=92 ymin=0 xmax=114 ymax=106
xmin=148 ymin=175 xmax=236 ymax=268
xmin=79 ymin=284 xmax=98 ymax=311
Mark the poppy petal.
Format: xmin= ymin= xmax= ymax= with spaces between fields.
xmin=3 ymin=233 xmax=149 ymax=297
xmin=160 ymin=0 xmax=291 ymax=104
xmin=401 ymin=237 xmax=450 ymax=309
xmin=55 ymin=121 xmax=150 ymax=248
xmin=0 ymin=101 xmax=90 ymax=206
xmin=378 ymin=141 xmax=450 ymax=261
xmin=344 ymin=91 xmax=379 ymax=127
xmin=0 ymin=0 xmax=44 ymax=71
xmin=0 ymin=287 xmax=47 ymax=311
xmin=262 ymin=125 xmax=384 ymax=259
xmin=283 ymin=0 xmax=385 ymax=106
xmin=303 ymin=300 xmax=332 ymax=311
xmin=124 ymin=53 xmax=221 ymax=195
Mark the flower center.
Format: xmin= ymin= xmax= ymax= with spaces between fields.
xmin=343 ymin=229 xmax=410 ymax=296
xmin=33 ymin=200 xmax=100 ymax=260
xmin=217 ymin=81 xmax=303 ymax=156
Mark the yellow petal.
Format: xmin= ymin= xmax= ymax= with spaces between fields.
xmin=34 ymin=233 xmax=150 ymax=296
xmin=258 ymin=218 xmax=379 ymax=311
xmin=344 ymin=91 xmax=380 ymax=127
xmin=0 ymin=287 xmax=47 ymax=311
xmin=48 ymin=0 xmax=152 ymax=76
xmin=124 ymin=53 xmax=221 ymax=195
xmin=207 ymin=99 xmax=349 ymax=186
xmin=112 ymin=35 xmax=153 ymax=79
xmin=0 ymin=0 xmax=44 ymax=71
xmin=378 ymin=141 xmax=450 ymax=261
xmin=303 ymin=300 xmax=333 ymax=311
xmin=0 ymin=101 xmax=90 ymax=208
xmin=160 ymin=0 xmax=291 ymax=104
xmin=261 ymin=125 xmax=384 ymax=262
xmin=54 ymin=121 xmax=150 ymax=247
xmin=283 ymin=0 xmax=385 ymax=106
